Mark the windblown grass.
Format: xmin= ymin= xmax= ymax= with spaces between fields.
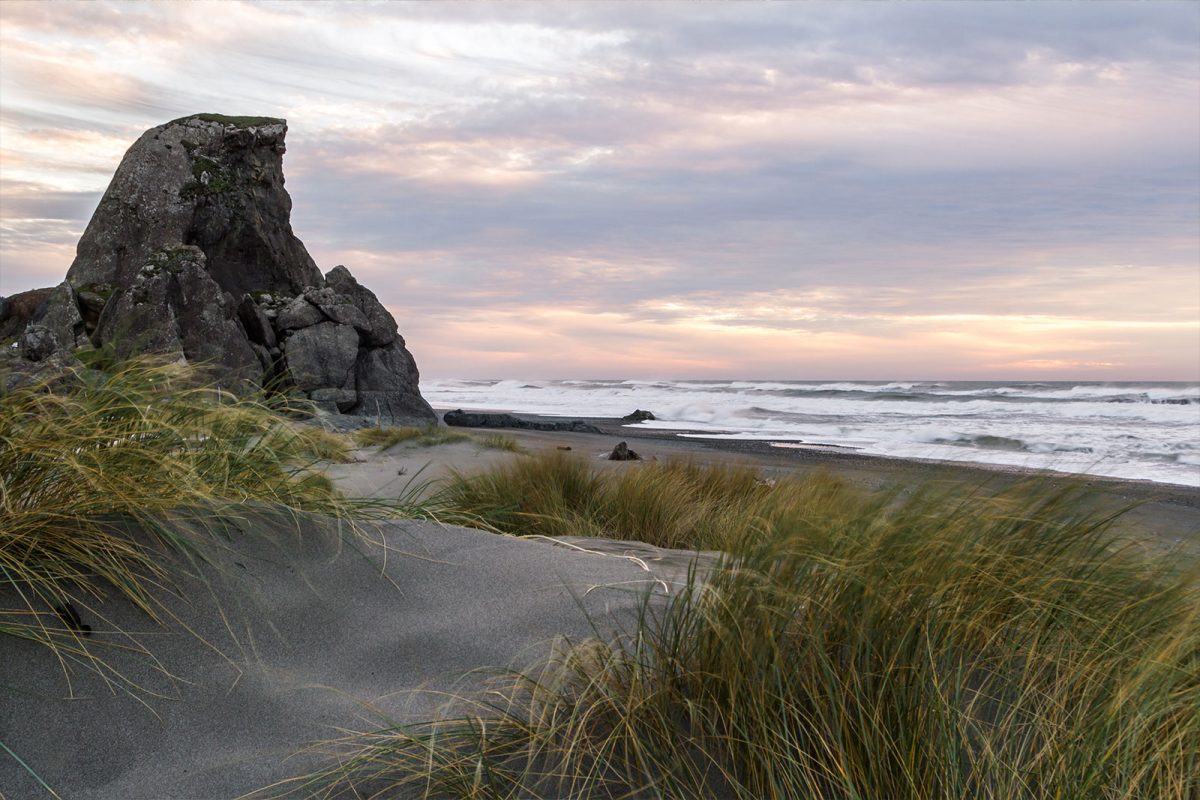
xmin=301 ymin=427 xmax=356 ymax=464
xmin=354 ymin=425 xmax=472 ymax=450
xmin=297 ymin=454 xmax=1200 ymax=799
xmin=0 ymin=358 xmax=422 ymax=667
xmin=478 ymin=433 xmax=525 ymax=453
xmin=437 ymin=451 xmax=842 ymax=551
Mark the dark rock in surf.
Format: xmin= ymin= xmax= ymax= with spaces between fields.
xmin=443 ymin=409 xmax=603 ymax=434
xmin=622 ymin=409 xmax=655 ymax=422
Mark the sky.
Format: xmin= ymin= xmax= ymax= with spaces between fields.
xmin=1 ymin=1 xmax=1197 ymax=380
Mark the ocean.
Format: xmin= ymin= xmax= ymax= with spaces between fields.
xmin=421 ymin=379 xmax=1200 ymax=488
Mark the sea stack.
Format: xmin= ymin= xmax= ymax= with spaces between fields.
xmin=6 ymin=114 xmax=436 ymax=424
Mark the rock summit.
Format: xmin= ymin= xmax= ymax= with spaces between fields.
xmin=2 ymin=114 xmax=435 ymax=424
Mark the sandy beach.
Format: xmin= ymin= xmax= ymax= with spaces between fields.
xmin=331 ymin=410 xmax=1200 ymax=557
xmin=4 ymin=5 xmax=1195 ymax=793
xmin=4 ymin=412 xmax=1197 ymax=799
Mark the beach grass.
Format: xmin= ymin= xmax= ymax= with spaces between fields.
xmin=352 ymin=425 xmax=523 ymax=454
xmin=298 ymin=453 xmax=1200 ymax=799
xmin=0 ymin=358 xmax=422 ymax=673
xmin=353 ymin=425 xmax=472 ymax=450
xmin=478 ymin=433 xmax=525 ymax=453
xmin=437 ymin=450 xmax=847 ymax=551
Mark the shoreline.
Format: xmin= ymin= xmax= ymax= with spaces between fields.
xmin=432 ymin=407 xmax=1200 ymax=503
xmin=408 ymin=408 xmax=1200 ymax=558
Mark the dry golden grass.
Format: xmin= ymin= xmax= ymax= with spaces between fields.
xmin=294 ymin=454 xmax=1200 ymax=800
xmin=353 ymin=425 xmax=471 ymax=449
xmin=0 ymin=358 xmax=423 ymax=670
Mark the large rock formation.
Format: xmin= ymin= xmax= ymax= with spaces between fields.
xmin=4 ymin=114 xmax=435 ymax=424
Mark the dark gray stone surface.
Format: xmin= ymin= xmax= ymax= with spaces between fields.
xmin=96 ymin=245 xmax=263 ymax=388
xmin=283 ymin=321 xmax=359 ymax=392
xmin=16 ymin=323 xmax=59 ymax=362
xmin=66 ymin=115 xmax=320 ymax=296
xmin=325 ymin=264 xmax=398 ymax=347
xmin=38 ymin=282 xmax=88 ymax=351
xmin=237 ymin=295 xmax=277 ymax=348
xmin=443 ymin=409 xmax=603 ymax=434
xmin=275 ymin=295 xmax=326 ymax=331
xmin=352 ymin=342 xmax=436 ymax=421
xmin=609 ymin=441 xmax=642 ymax=461
xmin=8 ymin=114 xmax=436 ymax=424
xmin=304 ymin=286 xmax=372 ymax=335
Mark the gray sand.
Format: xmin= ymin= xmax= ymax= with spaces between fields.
xmin=4 ymin=418 xmax=1197 ymax=799
xmin=1 ymin=518 xmax=700 ymax=799
xmin=338 ymin=415 xmax=1200 ymax=556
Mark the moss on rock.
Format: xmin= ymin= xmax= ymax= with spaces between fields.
xmin=169 ymin=113 xmax=285 ymax=128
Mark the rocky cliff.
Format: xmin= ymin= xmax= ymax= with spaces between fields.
xmin=3 ymin=114 xmax=435 ymax=424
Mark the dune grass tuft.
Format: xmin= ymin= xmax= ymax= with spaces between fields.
xmin=353 ymin=425 xmax=472 ymax=450
xmin=296 ymin=453 xmax=1200 ymax=799
xmin=437 ymin=451 xmax=849 ymax=551
xmin=478 ymin=433 xmax=525 ymax=453
xmin=0 ymin=358 xmax=423 ymax=669
xmin=300 ymin=427 xmax=357 ymax=464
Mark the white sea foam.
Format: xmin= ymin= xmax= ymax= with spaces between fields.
xmin=421 ymin=379 xmax=1200 ymax=487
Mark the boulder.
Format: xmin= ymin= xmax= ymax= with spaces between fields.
xmin=622 ymin=409 xmax=656 ymax=423
xmin=324 ymin=265 xmax=398 ymax=347
xmin=237 ymin=296 xmax=277 ymax=348
xmin=17 ymin=324 xmax=60 ymax=362
xmin=303 ymin=286 xmax=372 ymax=335
xmin=37 ymin=282 xmax=87 ymax=351
xmin=276 ymin=296 xmax=326 ymax=331
xmin=608 ymin=441 xmax=642 ymax=461
xmin=284 ymin=322 xmax=359 ymax=393
xmin=2 ymin=345 xmax=84 ymax=393
xmin=309 ymin=387 xmax=359 ymax=414
xmin=351 ymin=343 xmax=436 ymax=422
xmin=74 ymin=283 xmax=114 ymax=336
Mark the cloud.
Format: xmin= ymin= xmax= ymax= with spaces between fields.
xmin=1 ymin=1 xmax=1196 ymax=377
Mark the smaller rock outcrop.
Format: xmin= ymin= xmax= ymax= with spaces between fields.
xmin=443 ymin=410 xmax=602 ymax=434
xmin=95 ymin=245 xmax=262 ymax=388
xmin=608 ymin=441 xmax=641 ymax=461
xmin=622 ymin=409 xmax=656 ymax=423
xmin=0 ymin=288 xmax=53 ymax=342
xmin=3 ymin=322 xmax=85 ymax=393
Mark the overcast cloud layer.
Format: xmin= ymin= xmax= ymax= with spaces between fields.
xmin=1 ymin=1 xmax=1197 ymax=379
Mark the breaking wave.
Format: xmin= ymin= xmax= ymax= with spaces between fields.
xmin=421 ymin=378 xmax=1200 ymax=487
